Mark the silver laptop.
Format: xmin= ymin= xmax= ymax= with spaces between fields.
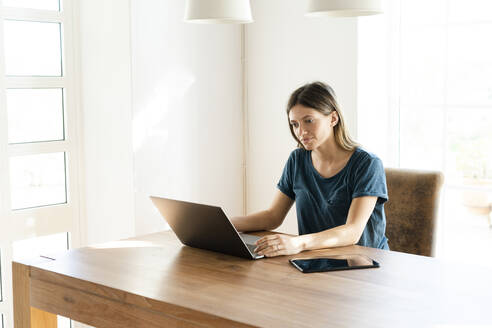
xmin=150 ymin=196 xmax=264 ymax=260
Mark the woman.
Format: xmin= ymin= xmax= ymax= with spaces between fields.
xmin=231 ymin=81 xmax=389 ymax=257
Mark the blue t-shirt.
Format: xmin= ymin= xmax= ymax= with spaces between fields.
xmin=277 ymin=147 xmax=389 ymax=249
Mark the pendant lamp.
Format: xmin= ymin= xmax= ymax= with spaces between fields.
xmin=184 ymin=0 xmax=253 ymax=24
xmin=306 ymin=0 xmax=383 ymax=17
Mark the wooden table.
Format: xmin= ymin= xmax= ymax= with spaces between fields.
xmin=13 ymin=231 xmax=491 ymax=327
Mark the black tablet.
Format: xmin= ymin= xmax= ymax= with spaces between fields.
xmin=289 ymin=254 xmax=379 ymax=273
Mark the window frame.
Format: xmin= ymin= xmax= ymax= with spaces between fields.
xmin=0 ymin=1 xmax=83 ymax=326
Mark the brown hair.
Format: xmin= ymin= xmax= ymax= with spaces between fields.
xmin=286 ymin=81 xmax=358 ymax=151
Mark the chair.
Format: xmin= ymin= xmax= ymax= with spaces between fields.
xmin=384 ymin=168 xmax=444 ymax=256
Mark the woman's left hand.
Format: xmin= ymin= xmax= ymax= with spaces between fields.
xmin=254 ymin=234 xmax=303 ymax=257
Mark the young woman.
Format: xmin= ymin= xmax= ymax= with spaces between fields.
xmin=231 ymin=81 xmax=389 ymax=257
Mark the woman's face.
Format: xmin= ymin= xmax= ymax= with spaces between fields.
xmin=288 ymin=104 xmax=336 ymax=150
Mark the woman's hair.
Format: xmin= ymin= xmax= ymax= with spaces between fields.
xmin=286 ymin=81 xmax=358 ymax=151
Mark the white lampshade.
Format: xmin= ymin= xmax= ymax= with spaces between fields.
xmin=184 ymin=0 xmax=253 ymax=24
xmin=306 ymin=0 xmax=383 ymax=17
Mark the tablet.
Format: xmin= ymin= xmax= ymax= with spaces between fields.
xmin=289 ymin=254 xmax=379 ymax=273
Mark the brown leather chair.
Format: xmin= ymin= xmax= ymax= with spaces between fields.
xmin=384 ymin=168 xmax=444 ymax=256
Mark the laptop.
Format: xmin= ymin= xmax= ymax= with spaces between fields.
xmin=150 ymin=196 xmax=264 ymax=260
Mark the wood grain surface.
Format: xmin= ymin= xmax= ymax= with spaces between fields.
xmin=23 ymin=231 xmax=492 ymax=327
xmin=12 ymin=262 xmax=31 ymax=328
xmin=13 ymin=258 xmax=59 ymax=328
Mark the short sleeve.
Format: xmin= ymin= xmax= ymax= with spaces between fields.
xmin=277 ymin=151 xmax=296 ymax=200
xmin=352 ymin=155 xmax=388 ymax=204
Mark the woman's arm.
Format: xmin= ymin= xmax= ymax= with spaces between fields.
xmin=254 ymin=196 xmax=377 ymax=257
xmin=299 ymin=196 xmax=377 ymax=250
xmin=231 ymin=190 xmax=294 ymax=232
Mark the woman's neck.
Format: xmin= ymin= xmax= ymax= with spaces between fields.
xmin=312 ymin=138 xmax=347 ymax=165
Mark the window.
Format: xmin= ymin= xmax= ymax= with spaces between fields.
xmin=2 ymin=0 xmax=60 ymax=11
xmin=0 ymin=0 xmax=81 ymax=326
xmin=3 ymin=20 xmax=62 ymax=76
xmin=358 ymin=0 xmax=492 ymax=267
xmin=398 ymin=0 xmax=492 ymax=266
xmin=9 ymin=152 xmax=67 ymax=210
xmin=6 ymin=88 xmax=65 ymax=143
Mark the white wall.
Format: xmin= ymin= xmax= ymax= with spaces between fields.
xmin=245 ymin=0 xmax=359 ymax=234
xmin=77 ymin=0 xmax=135 ymax=244
xmin=131 ymin=0 xmax=244 ymax=235
xmin=357 ymin=1 xmax=399 ymax=167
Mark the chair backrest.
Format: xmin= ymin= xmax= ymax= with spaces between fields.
xmin=384 ymin=168 xmax=444 ymax=256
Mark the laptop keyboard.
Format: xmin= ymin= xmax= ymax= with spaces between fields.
xmin=246 ymin=244 xmax=257 ymax=254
